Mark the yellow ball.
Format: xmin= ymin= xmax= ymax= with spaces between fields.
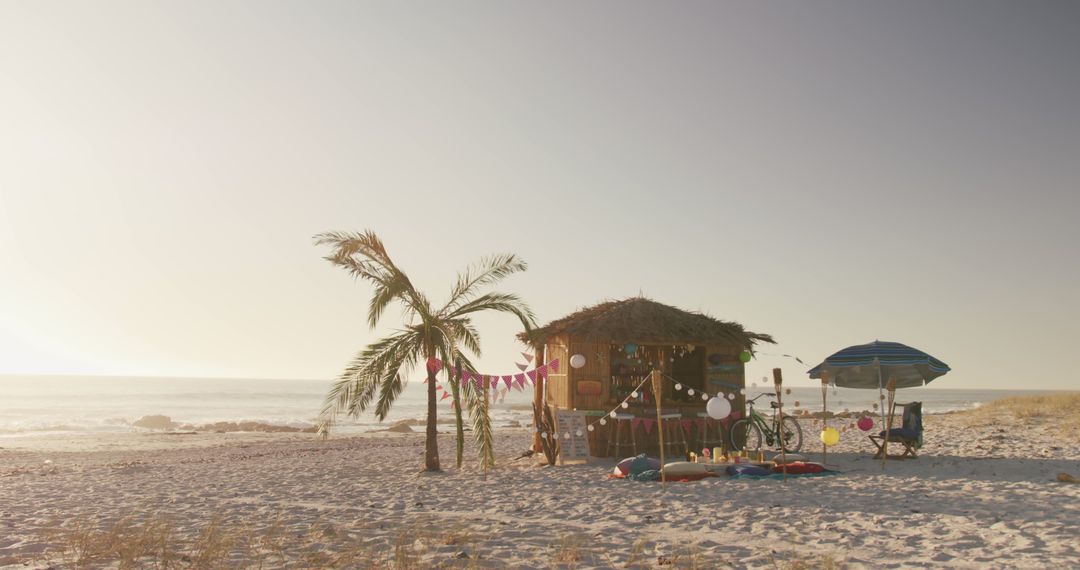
xmin=820 ymin=427 xmax=840 ymax=447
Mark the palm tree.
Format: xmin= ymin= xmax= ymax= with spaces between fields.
xmin=314 ymin=230 xmax=535 ymax=471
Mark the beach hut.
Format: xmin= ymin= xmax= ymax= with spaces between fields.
xmin=520 ymin=298 xmax=774 ymax=457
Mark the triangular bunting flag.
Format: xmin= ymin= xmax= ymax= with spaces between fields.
xmin=490 ymin=376 xmax=499 ymax=389
xmin=521 ymin=352 xmax=533 ymax=362
xmin=514 ymin=374 xmax=526 ymax=389
xmin=549 ymin=359 xmax=560 ymax=372
xmin=516 ymin=362 xmax=528 ymax=371
xmin=643 ymin=419 xmax=654 ymax=434
xmin=502 ymin=375 xmax=513 ymax=389
xmin=440 ymin=392 xmax=450 ymax=401
xmin=680 ymin=420 xmax=694 ymax=435
xmin=631 ymin=418 xmax=642 ymax=433
xmin=526 ymin=369 xmax=538 ymax=382
xmin=537 ymin=364 xmax=549 ymax=379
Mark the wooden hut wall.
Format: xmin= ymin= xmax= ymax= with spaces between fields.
xmin=705 ymin=345 xmax=747 ymax=418
xmin=543 ymin=335 xmax=571 ymax=409
xmin=567 ymin=336 xmax=611 ymax=410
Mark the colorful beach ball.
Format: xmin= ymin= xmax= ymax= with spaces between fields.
xmin=857 ymin=416 xmax=875 ymax=431
xmin=820 ymin=427 xmax=840 ymax=446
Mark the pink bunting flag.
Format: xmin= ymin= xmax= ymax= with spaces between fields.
xmin=490 ymin=376 xmax=500 ymax=389
xmin=631 ymin=418 xmax=643 ymax=433
xmin=643 ymin=419 xmax=654 ymax=434
xmin=516 ymin=362 xmax=528 ymax=371
xmin=549 ymin=359 xmax=560 ymax=372
xmin=440 ymin=392 xmax=450 ymax=401
xmin=694 ymin=419 xmax=704 ymax=431
xmin=537 ymin=364 xmax=549 ymax=380
xmin=521 ymin=352 xmax=533 ymax=362
xmin=526 ymin=369 xmax=538 ymax=382
xmin=514 ymin=374 xmax=526 ymax=389
xmin=426 ymin=358 xmax=441 ymax=373
xmin=460 ymin=370 xmax=471 ymax=383
xmin=450 ymin=401 xmax=456 ymax=409
xmin=502 ymin=375 xmax=513 ymax=389
xmin=680 ymin=420 xmax=694 ymax=435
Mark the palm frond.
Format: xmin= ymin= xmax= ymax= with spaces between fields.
xmin=316 ymin=330 xmax=421 ymax=433
xmin=442 ymin=254 xmax=528 ymax=314
xmin=446 ymin=292 xmax=536 ymax=333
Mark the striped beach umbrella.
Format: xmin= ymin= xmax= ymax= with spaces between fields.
xmin=807 ymin=340 xmax=950 ymax=390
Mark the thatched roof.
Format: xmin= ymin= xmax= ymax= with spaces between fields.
xmin=519 ymin=297 xmax=774 ymax=348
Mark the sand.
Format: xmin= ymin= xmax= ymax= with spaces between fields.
xmin=1 ymin=411 xmax=1078 ymax=568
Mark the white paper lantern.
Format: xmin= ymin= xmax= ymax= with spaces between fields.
xmin=599 ymin=419 xmax=607 ymax=426
xmin=575 ymin=430 xmax=583 ymax=437
xmin=631 ymin=391 xmax=639 ymax=398
xmin=675 ymin=383 xmax=683 ymax=390
xmin=687 ymin=389 xmax=695 ymax=396
xmin=701 ymin=393 xmax=709 ymax=401
xmin=706 ymin=397 xmax=732 ymax=420
xmin=569 ymin=354 xmax=587 ymax=369
xmin=610 ymin=411 xmax=618 ymax=418
xmin=587 ymin=425 xmax=595 ymax=432
xmin=621 ymin=402 xmax=629 ymax=409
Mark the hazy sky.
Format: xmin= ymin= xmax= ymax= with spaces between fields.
xmin=1 ymin=1 xmax=1077 ymax=389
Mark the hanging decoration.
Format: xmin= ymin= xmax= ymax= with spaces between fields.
xmin=569 ymin=354 xmax=587 ymax=369
xmin=857 ymin=416 xmax=875 ymax=431
xmin=738 ymin=350 xmax=752 ymax=363
xmin=706 ymin=397 xmax=732 ymax=420
xmin=427 ymin=358 xmax=559 ymax=391
xmin=821 ymin=427 xmax=840 ymax=446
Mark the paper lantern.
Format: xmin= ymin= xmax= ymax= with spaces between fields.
xmin=687 ymin=389 xmax=695 ymax=396
xmin=857 ymin=416 xmax=874 ymax=431
xmin=820 ymin=427 xmax=840 ymax=446
xmin=675 ymin=383 xmax=683 ymax=391
xmin=587 ymin=425 xmax=595 ymax=432
xmin=701 ymin=393 xmax=709 ymax=401
xmin=599 ymin=419 xmax=606 ymax=426
xmin=739 ymin=351 xmax=752 ymax=363
xmin=624 ymin=343 xmax=638 ymax=354
xmin=569 ymin=354 xmax=586 ymax=369
xmin=621 ymin=402 xmax=629 ymax=409
xmin=706 ymin=397 xmax=732 ymax=420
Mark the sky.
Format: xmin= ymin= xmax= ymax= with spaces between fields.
xmin=1 ymin=1 xmax=1077 ymax=389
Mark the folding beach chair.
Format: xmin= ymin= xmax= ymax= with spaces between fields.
xmin=868 ymin=401 xmax=922 ymax=459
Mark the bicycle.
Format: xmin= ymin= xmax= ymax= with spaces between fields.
xmin=729 ymin=393 xmax=803 ymax=452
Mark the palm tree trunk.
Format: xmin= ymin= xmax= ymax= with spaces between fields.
xmin=424 ymin=354 xmax=441 ymax=471
xmin=452 ymin=361 xmax=465 ymax=468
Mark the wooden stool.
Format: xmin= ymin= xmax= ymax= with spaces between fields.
xmin=606 ymin=414 xmax=637 ymax=458
xmin=696 ymin=412 xmax=726 ymax=454
xmin=660 ymin=413 xmax=689 ymax=458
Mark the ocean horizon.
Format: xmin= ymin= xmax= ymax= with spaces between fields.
xmin=0 ymin=374 xmax=1065 ymax=438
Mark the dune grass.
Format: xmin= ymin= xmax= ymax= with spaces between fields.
xmin=961 ymin=392 xmax=1080 ymax=431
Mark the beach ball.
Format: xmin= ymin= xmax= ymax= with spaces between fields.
xmin=857 ymin=416 xmax=874 ymax=431
xmin=706 ymin=397 xmax=732 ymax=420
xmin=569 ymin=354 xmax=586 ymax=369
xmin=739 ymin=351 xmax=752 ymax=363
xmin=820 ymin=427 xmax=840 ymax=446
xmin=624 ymin=343 xmax=638 ymax=354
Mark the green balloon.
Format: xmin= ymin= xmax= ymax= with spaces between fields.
xmin=738 ymin=351 xmax=752 ymax=363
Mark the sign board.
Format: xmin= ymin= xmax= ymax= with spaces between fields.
xmin=553 ymin=409 xmax=590 ymax=465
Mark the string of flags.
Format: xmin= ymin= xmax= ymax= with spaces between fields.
xmin=426 ymin=358 xmax=560 ymax=391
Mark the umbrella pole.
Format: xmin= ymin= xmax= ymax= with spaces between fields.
xmin=882 ymin=379 xmax=897 ymax=470
xmin=820 ymin=372 xmax=830 ymax=465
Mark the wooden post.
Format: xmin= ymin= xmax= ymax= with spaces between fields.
xmin=882 ymin=378 xmax=897 ymax=471
xmin=650 ymin=369 xmax=666 ymax=488
xmin=532 ymin=344 xmax=545 ymax=452
xmin=773 ymin=368 xmax=787 ymax=482
xmin=820 ymin=371 xmax=831 ymax=465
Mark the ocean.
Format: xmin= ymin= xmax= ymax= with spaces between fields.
xmin=0 ymin=374 xmax=1060 ymax=438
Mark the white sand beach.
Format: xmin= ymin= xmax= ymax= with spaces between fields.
xmin=2 ymin=404 xmax=1078 ymax=569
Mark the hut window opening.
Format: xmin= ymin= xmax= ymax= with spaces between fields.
xmin=671 ymin=346 xmax=704 ymax=403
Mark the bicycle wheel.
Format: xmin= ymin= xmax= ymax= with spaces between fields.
xmin=779 ymin=416 xmax=803 ymax=452
xmin=729 ymin=419 xmax=763 ymax=452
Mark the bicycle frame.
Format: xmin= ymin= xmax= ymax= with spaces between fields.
xmin=745 ymin=402 xmax=785 ymax=447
